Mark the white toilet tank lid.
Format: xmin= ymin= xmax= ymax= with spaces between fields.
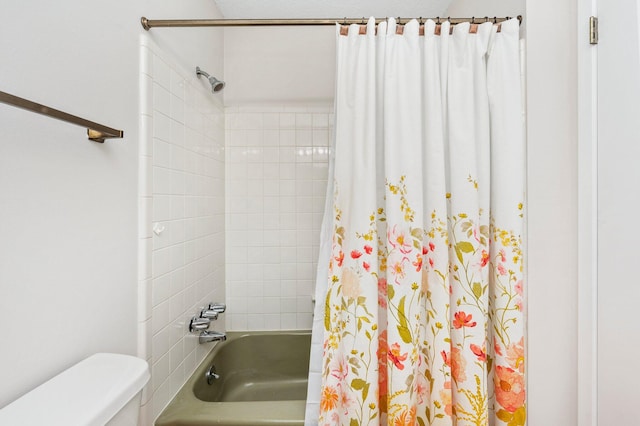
xmin=0 ymin=353 xmax=150 ymax=426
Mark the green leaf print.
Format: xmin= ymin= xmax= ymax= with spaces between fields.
xmin=456 ymin=241 xmax=475 ymax=253
xmin=397 ymin=296 xmax=413 ymax=344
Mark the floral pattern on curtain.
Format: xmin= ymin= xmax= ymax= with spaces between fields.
xmin=311 ymin=17 xmax=525 ymax=426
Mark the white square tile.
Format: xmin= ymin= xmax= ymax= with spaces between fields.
xmin=170 ymin=94 xmax=185 ymax=123
xmin=313 ymin=130 xmax=329 ymax=147
xmin=152 ymin=300 xmax=171 ymax=334
xmin=263 ymin=113 xmax=280 ymax=129
xmin=153 ymin=274 xmax=172 ymax=306
xmin=279 ymin=130 xmax=296 ymax=146
xmin=153 ymin=112 xmax=171 ymax=142
xmin=152 ymin=195 xmax=171 ymax=222
xmin=279 ymin=113 xmax=295 ymax=128
xmin=312 ymin=113 xmax=329 ymax=128
xmin=229 ymin=314 xmax=248 ymax=331
xmin=264 ymin=314 xmax=281 ymax=330
xmin=153 ymin=55 xmax=171 ymax=89
xmin=279 ymin=164 xmax=296 ymax=180
xmin=247 ymin=314 xmax=265 ymax=330
xmin=263 ymin=130 xmax=279 ymax=146
xmin=153 ymin=83 xmax=171 ymax=117
xmin=281 ymin=313 xmax=297 ymax=329
xmin=296 ymin=313 xmax=313 ymax=329
xmin=295 ymin=130 xmax=312 ymax=147
xmin=295 ymin=113 xmax=312 ymax=128
xmin=140 ymin=74 xmax=153 ymax=116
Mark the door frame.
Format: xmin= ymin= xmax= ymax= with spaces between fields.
xmin=577 ymin=0 xmax=598 ymax=424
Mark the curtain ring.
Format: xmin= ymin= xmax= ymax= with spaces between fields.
xmin=343 ymin=17 xmax=347 ymax=25
xmin=471 ymin=16 xmax=475 ymax=24
xmin=419 ymin=16 xmax=423 ymax=25
xmin=361 ymin=17 xmax=365 ymax=25
xmin=436 ymin=16 xmax=440 ymax=24
xmin=485 ymin=16 xmax=489 ymax=23
xmin=493 ymin=16 xmax=497 ymax=24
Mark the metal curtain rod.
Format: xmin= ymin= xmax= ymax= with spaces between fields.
xmin=141 ymin=16 xmax=522 ymax=30
xmin=0 ymin=90 xmax=123 ymax=143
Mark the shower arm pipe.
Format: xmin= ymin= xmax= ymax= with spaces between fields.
xmin=0 ymin=90 xmax=123 ymax=143
xmin=141 ymin=16 xmax=522 ymax=30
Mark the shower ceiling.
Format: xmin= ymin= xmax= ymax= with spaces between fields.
xmin=213 ymin=0 xmax=455 ymax=19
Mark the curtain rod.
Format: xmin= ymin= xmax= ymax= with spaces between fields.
xmin=141 ymin=16 xmax=522 ymax=31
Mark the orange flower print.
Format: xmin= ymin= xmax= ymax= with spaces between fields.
xmin=479 ymin=250 xmax=490 ymax=267
xmin=364 ymin=244 xmax=373 ymax=255
xmin=499 ymin=248 xmax=507 ymax=262
xmin=439 ymin=381 xmax=453 ymax=416
xmin=388 ymin=343 xmax=408 ymax=370
xmin=422 ymin=245 xmax=429 ymax=255
xmin=339 ymin=387 xmax=355 ymax=414
xmin=494 ymin=336 xmax=503 ymax=356
xmin=453 ymin=311 xmax=477 ymax=329
xmin=429 ymin=257 xmax=435 ymax=268
xmin=421 ymin=268 xmax=429 ymax=295
xmin=351 ymin=249 xmax=363 ymax=259
xmin=389 ymin=254 xmax=408 ymax=285
xmin=393 ymin=406 xmax=417 ymax=426
xmin=378 ymin=277 xmax=388 ymax=308
xmin=515 ymin=280 xmax=524 ymax=296
xmin=320 ymin=385 xmax=339 ymax=412
xmin=388 ymin=225 xmax=413 ymax=254
xmin=506 ymin=337 xmax=525 ymax=373
xmin=412 ymin=253 xmax=423 ymax=272
xmin=441 ymin=350 xmax=450 ymax=366
xmin=497 ymin=263 xmax=507 ymax=276
xmin=470 ymin=343 xmax=487 ymax=362
xmin=377 ymin=330 xmax=389 ymax=414
xmin=330 ymin=356 xmax=349 ymax=381
xmin=341 ymin=268 xmax=362 ymax=299
xmin=335 ymin=251 xmax=344 ymax=267
xmin=363 ymin=261 xmax=370 ymax=272
xmin=450 ymin=347 xmax=467 ymax=383
xmin=494 ymin=366 xmax=525 ymax=413
xmin=429 ymin=241 xmax=436 ymax=251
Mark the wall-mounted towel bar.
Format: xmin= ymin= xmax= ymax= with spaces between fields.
xmin=0 ymin=90 xmax=124 ymax=143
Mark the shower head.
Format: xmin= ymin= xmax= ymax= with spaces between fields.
xmin=196 ymin=66 xmax=225 ymax=93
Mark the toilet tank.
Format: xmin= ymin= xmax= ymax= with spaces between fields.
xmin=0 ymin=353 xmax=150 ymax=426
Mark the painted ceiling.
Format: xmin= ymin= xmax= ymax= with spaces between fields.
xmin=213 ymin=0 xmax=455 ymax=19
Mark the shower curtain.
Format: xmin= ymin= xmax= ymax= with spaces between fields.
xmin=306 ymin=17 xmax=525 ymax=426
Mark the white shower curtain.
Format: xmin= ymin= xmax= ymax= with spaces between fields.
xmin=306 ymin=17 xmax=525 ymax=426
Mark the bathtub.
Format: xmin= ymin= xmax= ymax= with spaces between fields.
xmin=155 ymin=330 xmax=311 ymax=426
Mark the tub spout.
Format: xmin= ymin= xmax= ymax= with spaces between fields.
xmin=199 ymin=330 xmax=227 ymax=344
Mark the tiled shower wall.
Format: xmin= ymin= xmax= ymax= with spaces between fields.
xmin=225 ymin=105 xmax=333 ymax=330
xmin=138 ymin=36 xmax=225 ymax=423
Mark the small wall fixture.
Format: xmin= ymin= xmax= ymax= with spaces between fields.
xmin=196 ymin=66 xmax=225 ymax=93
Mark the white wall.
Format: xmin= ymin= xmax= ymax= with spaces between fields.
xmin=0 ymin=0 xmax=224 ymax=416
xmin=224 ymin=27 xmax=335 ymax=105
xmin=526 ymin=0 xmax=578 ymax=424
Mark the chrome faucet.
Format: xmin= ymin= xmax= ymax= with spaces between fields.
xmin=199 ymin=330 xmax=227 ymax=344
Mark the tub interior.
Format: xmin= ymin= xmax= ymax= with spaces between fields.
xmin=156 ymin=331 xmax=311 ymax=426
xmin=194 ymin=333 xmax=311 ymax=402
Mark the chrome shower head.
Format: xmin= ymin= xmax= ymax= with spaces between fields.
xmin=196 ymin=66 xmax=225 ymax=93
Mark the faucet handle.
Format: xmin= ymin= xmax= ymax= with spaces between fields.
xmin=189 ymin=316 xmax=211 ymax=332
xmin=208 ymin=303 xmax=226 ymax=314
xmin=200 ymin=309 xmax=219 ymax=320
